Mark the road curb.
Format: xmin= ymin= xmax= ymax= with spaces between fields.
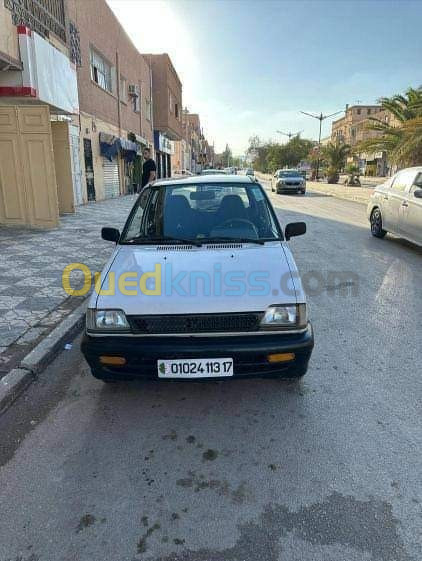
xmin=0 ymin=299 xmax=88 ymax=415
xmin=0 ymin=368 xmax=34 ymax=415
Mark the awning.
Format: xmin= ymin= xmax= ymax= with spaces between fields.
xmin=120 ymin=137 xmax=139 ymax=162
xmin=99 ymin=132 xmax=120 ymax=161
xmin=134 ymin=134 xmax=150 ymax=146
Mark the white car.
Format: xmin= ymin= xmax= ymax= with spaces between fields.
xmin=367 ymin=166 xmax=422 ymax=246
xmin=82 ymin=175 xmax=314 ymax=382
xmin=201 ymin=168 xmax=227 ymax=175
xmin=271 ymin=169 xmax=306 ymax=194
xmin=173 ymin=169 xmax=194 ymax=177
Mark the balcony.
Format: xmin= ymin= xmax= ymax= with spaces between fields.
xmin=5 ymin=0 xmax=67 ymax=44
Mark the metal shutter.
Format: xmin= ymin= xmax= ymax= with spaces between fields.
xmin=103 ymin=157 xmax=120 ymax=198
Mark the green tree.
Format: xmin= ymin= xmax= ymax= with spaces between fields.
xmin=266 ymin=137 xmax=314 ymax=172
xmin=246 ymin=135 xmax=272 ymax=172
xmin=321 ymin=141 xmax=350 ymax=183
xmin=357 ymin=87 xmax=422 ymax=167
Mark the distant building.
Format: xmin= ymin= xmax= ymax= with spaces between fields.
xmin=331 ymin=104 xmax=400 ymax=176
xmin=143 ymin=53 xmax=182 ymax=178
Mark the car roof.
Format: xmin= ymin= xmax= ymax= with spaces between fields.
xmin=277 ymin=168 xmax=300 ymax=172
xmin=153 ymin=175 xmax=256 ymax=187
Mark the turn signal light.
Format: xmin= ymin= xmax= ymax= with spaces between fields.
xmin=99 ymin=355 xmax=127 ymax=366
xmin=267 ymin=352 xmax=295 ymax=363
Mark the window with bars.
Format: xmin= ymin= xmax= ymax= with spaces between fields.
xmin=90 ymin=49 xmax=113 ymax=93
xmin=5 ymin=0 xmax=66 ymax=43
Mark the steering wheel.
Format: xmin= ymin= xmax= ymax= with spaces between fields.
xmin=218 ymin=218 xmax=257 ymax=231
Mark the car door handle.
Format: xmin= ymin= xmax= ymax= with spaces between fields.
xmin=401 ymin=201 xmax=409 ymax=207
xmin=383 ymin=195 xmax=389 ymax=200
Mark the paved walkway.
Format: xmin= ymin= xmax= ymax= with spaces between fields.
xmin=0 ymin=195 xmax=136 ymax=374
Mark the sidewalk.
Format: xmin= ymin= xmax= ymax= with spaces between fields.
xmin=0 ymin=195 xmax=136 ymax=377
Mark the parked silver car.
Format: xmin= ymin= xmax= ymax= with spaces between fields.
xmin=271 ymin=169 xmax=306 ymax=194
xmin=367 ymin=166 xmax=422 ymax=246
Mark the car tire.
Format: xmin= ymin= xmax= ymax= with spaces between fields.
xmin=370 ymin=208 xmax=387 ymax=238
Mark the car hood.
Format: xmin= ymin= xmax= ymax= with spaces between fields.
xmin=94 ymin=242 xmax=299 ymax=315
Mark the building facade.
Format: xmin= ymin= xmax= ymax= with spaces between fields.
xmin=143 ymin=53 xmax=182 ymax=178
xmin=331 ymin=104 xmax=400 ymax=176
xmin=0 ymin=0 xmax=80 ymax=227
xmin=67 ymin=0 xmax=154 ymax=201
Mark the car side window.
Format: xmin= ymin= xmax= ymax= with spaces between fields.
xmin=410 ymin=172 xmax=422 ymax=193
xmin=124 ymin=188 xmax=151 ymax=240
xmin=391 ymin=170 xmax=417 ymax=193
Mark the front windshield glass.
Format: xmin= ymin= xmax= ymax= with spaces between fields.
xmin=279 ymin=170 xmax=301 ymax=177
xmin=121 ymin=183 xmax=281 ymax=244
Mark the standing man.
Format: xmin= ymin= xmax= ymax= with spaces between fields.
xmin=141 ymin=147 xmax=157 ymax=190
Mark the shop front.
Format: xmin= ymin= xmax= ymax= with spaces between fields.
xmin=154 ymin=131 xmax=174 ymax=179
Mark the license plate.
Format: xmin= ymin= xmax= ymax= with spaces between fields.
xmin=157 ymin=358 xmax=234 ymax=378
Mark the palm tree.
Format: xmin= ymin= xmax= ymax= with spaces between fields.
xmin=321 ymin=141 xmax=350 ymax=184
xmin=357 ymin=87 xmax=422 ymax=167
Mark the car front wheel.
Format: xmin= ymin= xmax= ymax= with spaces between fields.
xmin=370 ymin=208 xmax=387 ymax=238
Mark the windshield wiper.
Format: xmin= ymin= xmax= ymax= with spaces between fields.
xmin=202 ymin=237 xmax=265 ymax=245
xmin=124 ymin=235 xmax=203 ymax=247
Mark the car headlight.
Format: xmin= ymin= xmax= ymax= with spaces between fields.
xmin=260 ymin=304 xmax=307 ymax=330
xmin=86 ymin=309 xmax=130 ymax=332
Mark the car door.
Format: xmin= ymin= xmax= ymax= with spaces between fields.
xmin=382 ymin=170 xmax=413 ymax=234
xmin=400 ymin=171 xmax=422 ymax=245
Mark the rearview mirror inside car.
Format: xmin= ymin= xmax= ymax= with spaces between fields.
xmin=285 ymin=222 xmax=306 ymax=241
xmin=101 ymin=227 xmax=120 ymax=242
xmin=414 ymin=189 xmax=422 ymax=198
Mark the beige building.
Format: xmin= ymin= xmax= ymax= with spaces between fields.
xmin=0 ymin=0 xmax=156 ymax=228
xmin=331 ymin=104 xmax=401 ymax=176
xmin=0 ymin=1 xmax=79 ymax=227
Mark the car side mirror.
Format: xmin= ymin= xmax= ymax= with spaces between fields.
xmin=414 ymin=188 xmax=422 ymax=199
xmin=101 ymin=227 xmax=120 ymax=242
xmin=285 ymin=222 xmax=306 ymax=241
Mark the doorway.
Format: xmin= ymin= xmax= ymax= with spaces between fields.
xmin=83 ymin=138 xmax=96 ymax=201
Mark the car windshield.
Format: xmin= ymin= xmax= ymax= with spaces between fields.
xmin=121 ymin=182 xmax=281 ymax=244
xmin=279 ymin=170 xmax=301 ymax=177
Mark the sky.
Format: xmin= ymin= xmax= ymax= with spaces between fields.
xmin=106 ymin=0 xmax=422 ymax=155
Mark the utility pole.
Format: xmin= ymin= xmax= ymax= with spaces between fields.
xmin=300 ymin=110 xmax=343 ymax=180
xmin=276 ymin=130 xmax=303 ymax=141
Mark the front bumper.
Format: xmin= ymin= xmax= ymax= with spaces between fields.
xmin=81 ymin=323 xmax=314 ymax=380
xmin=277 ymin=183 xmax=305 ymax=193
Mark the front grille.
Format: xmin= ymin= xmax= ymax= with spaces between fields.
xmin=285 ymin=181 xmax=300 ymax=186
xmin=128 ymin=312 xmax=263 ymax=334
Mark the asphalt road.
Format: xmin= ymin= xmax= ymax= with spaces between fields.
xmin=1 ymin=186 xmax=421 ymax=561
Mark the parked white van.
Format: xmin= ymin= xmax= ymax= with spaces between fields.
xmin=81 ymin=175 xmax=314 ymax=382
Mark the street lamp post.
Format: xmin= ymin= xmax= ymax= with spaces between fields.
xmin=276 ymin=130 xmax=303 ymax=141
xmin=300 ymin=110 xmax=343 ymax=180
